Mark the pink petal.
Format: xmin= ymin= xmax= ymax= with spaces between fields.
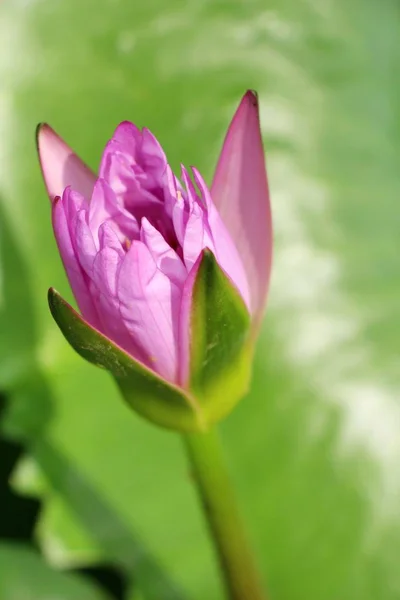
xmin=37 ymin=124 xmax=96 ymax=201
xmin=99 ymin=122 xmax=141 ymax=193
xmin=211 ymin=90 xmax=272 ymax=327
xmin=73 ymin=209 xmax=97 ymax=275
xmin=92 ymin=247 xmax=122 ymax=298
xmin=180 ymin=165 xmax=198 ymax=210
xmin=170 ymin=173 xmax=190 ymax=248
xmin=164 ymin=165 xmax=185 ymax=219
xmin=52 ymin=195 xmax=100 ymax=329
xmin=177 ymin=253 xmax=203 ymax=387
xmin=140 ymin=128 xmax=168 ymax=181
xmin=65 ymin=230 xmax=145 ymax=366
xmin=99 ymin=122 xmax=167 ymax=208
xmin=109 ymin=121 xmax=141 ymax=148
xmin=140 ymin=218 xmax=187 ymax=286
xmin=117 ymin=241 xmax=181 ymax=383
xmin=98 ymin=221 xmax=125 ymax=253
xmin=89 ymin=180 xmax=116 ymax=238
xmin=89 ymin=179 xmax=138 ymax=244
xmin=182 ymin=201 xmax=205 ymax=271
xmin=89 ymin=247 xmax=148 ymax=364
xmin=192 ymin=167 xmax=250 ymax=309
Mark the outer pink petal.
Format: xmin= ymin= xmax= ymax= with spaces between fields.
xmin=52 ymin=196 xmax=101 ymax=329
xmin=37 ymin=124 xmax=96 ymax=201
xmin=211 ymin=90 xmax=272 ymax=327
xmin=117 ymin=241 xmax=181 ymax=383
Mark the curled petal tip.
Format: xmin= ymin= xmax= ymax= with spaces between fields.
xmin=36 ymin=122 xmax=56 ymax=154
xmin=245 ymin=89 xmax=259 ymax=105
xmin=35 ymin=122 xmax=47 ymax=146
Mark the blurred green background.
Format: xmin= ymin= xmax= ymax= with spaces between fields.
xmin=0 ymin=0 xmax=399 ymax=598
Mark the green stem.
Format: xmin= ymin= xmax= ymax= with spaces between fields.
xmin=183 ymin=428 xmax=266 ymax=600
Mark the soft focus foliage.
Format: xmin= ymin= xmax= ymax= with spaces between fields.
xmin=0 ymin=544 xmax=111 ymax=600
xmin=0 ymin=0 xmax=399 ymax=599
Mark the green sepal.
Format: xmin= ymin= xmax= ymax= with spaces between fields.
xmin=48 ymin=288 xmax=204 ymax=432
xmin=187 ymin=250 xmax=253 ymax=424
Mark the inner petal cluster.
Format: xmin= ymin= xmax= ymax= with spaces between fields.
xmin=55 ymin=122 xmax=250 ymax=384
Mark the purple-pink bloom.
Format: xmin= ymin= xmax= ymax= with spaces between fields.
xmin=38 ymin=91 xmax=271 ymax=386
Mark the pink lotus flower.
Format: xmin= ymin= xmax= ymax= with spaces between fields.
xmin=37 ymin=91 xmax=271 ymax=387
